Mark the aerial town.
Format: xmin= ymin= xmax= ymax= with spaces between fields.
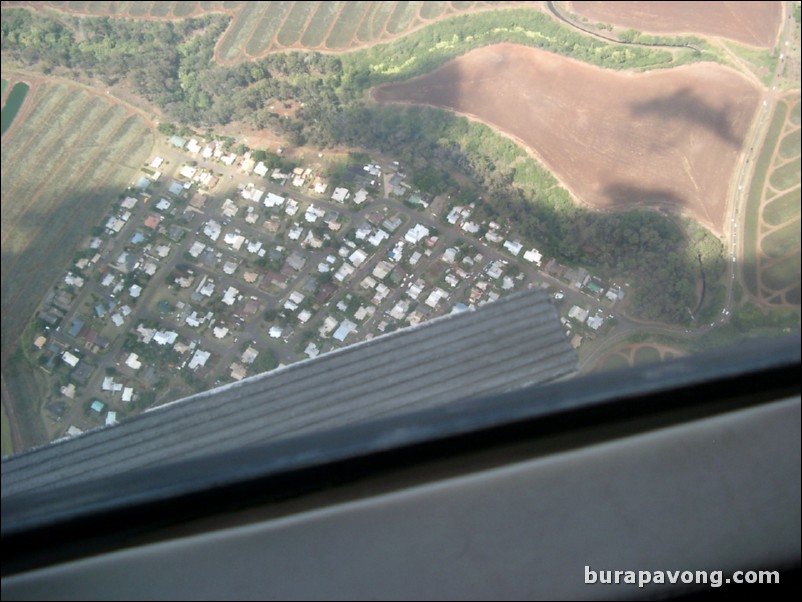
xmin=31 ymin=131 xmax=625 ymax=438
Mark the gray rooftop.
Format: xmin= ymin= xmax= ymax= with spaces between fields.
xmin=2 ymin=290 xmax=576 ymax=497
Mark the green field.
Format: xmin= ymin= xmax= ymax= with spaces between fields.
xmin=1 ymin=403 xmax=12 ymax=457
xmin=779 ymin=129 xmax=801 ymax=159
xmin=244 ymin=1 xmax=292 ymax=56
xmin=763 ymin=189 xmax=802 ymax=226
xmin=299 ymin=1 xmax=342 ymax=48
xmin=598 ymin=353 xmax=628 ymax=372
xmin=743 ymin=103 xmax=788 ymax=295
xmin=387 ymin=2 xmax=421 ymax=36
xmin=769 ymin=156 xmax=801 ymax=190
xmin=173 ymin=1 xmax=197 ymax=17
xmin=762 ymin=255 xmax=801 ymax=291
xmin=1 ymin=81 xmax=30 ymax=135
xmin=1 ymin=83 xmax=153 ymax=365
xmin=219 ymin=1 xmax=263 ymax=61
xmin=791 ymin=99 xmax=801 ymax=126
xmin=633 ymin=346 xmax=661 ymax=365
xmin=420 ymin=1 xmax=447 ymax=19
xmin=762 ymin=221 xmax=801 ymax=259
xmin=324 ymin=2 xmax=369 ymax=48
xmin=1 ymin=78 xmax=8 ymax=96
xmin=150 ymin=2 xmax=172 ymax=17
xmin=275 ymin=1 xmax=318 ymax=47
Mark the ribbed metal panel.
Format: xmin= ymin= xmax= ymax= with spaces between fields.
xmin=2 ymin=290 xmax=575 ymax=497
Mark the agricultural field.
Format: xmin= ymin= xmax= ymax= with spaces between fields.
xmin=374 ymin=43 xmax=761 ymax=233
xmin=29 ymin=1 xmax=531 ymax=63
xmin=742 ymin=94 xmax=801 ymax=307
xmin=0 ymin=79 xmax=154 ymax=365
xmin=594 ymin=342 xmax=685 ymax=372
xmin=565 ymin=1 xmax=782 ymax=48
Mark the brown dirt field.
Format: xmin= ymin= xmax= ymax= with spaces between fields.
xmin=566 ymin=1 xmax=783 ymax=48
xmin=373 ymin=43 xmax=761 ymax=234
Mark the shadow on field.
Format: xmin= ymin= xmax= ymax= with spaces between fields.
xmin=629 ymin=87 xmax=743 ymax=148
xmin=602 ymin=183 xmax=687 ymax=212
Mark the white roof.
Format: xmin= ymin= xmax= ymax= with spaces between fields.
xmin=331 ymin=187 xmax=350 ymax=203
xmin=503 ymin=240 xmax=523 ymax=256
xmin=188 ymin=349 xmax=211 ymax=370
xmin=222 ymin=286 xmax=239 ymax=306
xmin=125 ymin=353 xmax=142 ymax=370
xmin=264 ymin=192 xmax=285 ymax=207
xmin=404 ymin=224 xmax=430 ymax=244
xmin=122 ymin=387 xmax=134 ymax=402
xmin=523 ymin=249 xmax=543 ymax=264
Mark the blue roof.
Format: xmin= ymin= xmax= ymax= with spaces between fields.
xmin=169 ymin=135 xmax=187 ymax=148
xmin=130 ymin=232 xmax=146 ymax=245
xmin=67 ymin=317 xmax=85 ymax=337
xmin=90 ymin=400 xmax=105 ymax=413
xmin=135 ymin=176 xmax=150 ymax=190
xmin=168 ymin=182 xmax=184 ymax=196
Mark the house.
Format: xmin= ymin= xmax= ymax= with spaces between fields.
xmin=186 ymin=138 xmax=202 ymax=154
xmin=424 ymin=288 xmax=448 ymax=309
xmin=404 ymin=224 xmax=430 ymax=245
xmin=349 ymin=249 xmax=368 ymax=267
xmin=353 ymin=189 xmax=369 ymax=205
xmin=334 ymin=263 xmax=355 ymax=282
xmin=331 ymin=187 xmax=350 ymax=203
xmin=125 ymin=353 xmax=142 ymax=370
xmin=264 ymin=192 xmax=285 ymax=208
xmin=188 ymin=349 xmax=211 ymax=370
xmin=382 ymin=216 xmax=403 ymax=232
xmin=523 ymin=249 xmax=543 ymax=266
xmin=122 ymin=387 xmax=134 ymax=402
xmin=169 ymin=135 xmax=187 ymax=149
xmin=503 ymin=240 xmax=523 ymax=256
xmin=203 ymin=220 xmax=222 ymax=241
xmin=149 ymin=156 xmax=164 ymax=169
xmin=286 ymin=252 xmax=306 ymax=271
xmin=241 ymin=347 xmax=259 ymax=364
xmin=179 ymin=165 xmax=197 ymax=179
xmin=568 ymin=305 xmax=590 ymax=323
xmin=254 ymin=161 xmax=268 ymax=177
xmin=332 ymin=319 xmax=357 ymax=342
xmin=90 ymin=400 xmax=105 ymax=413
xmin=368 ymin=229 xmax=389 ymax=247
xmin=62 ymin=351 xmax=80 ymax=367
xmin=587 ymin=314 xmax=604 ymax=331
xmin=144 ymin=215 xmax=160 ymax=230
xmin=230 ymin=362 xmax=247 ymax=381
xmin=222 ymin=286 xmax=239 ymax=306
